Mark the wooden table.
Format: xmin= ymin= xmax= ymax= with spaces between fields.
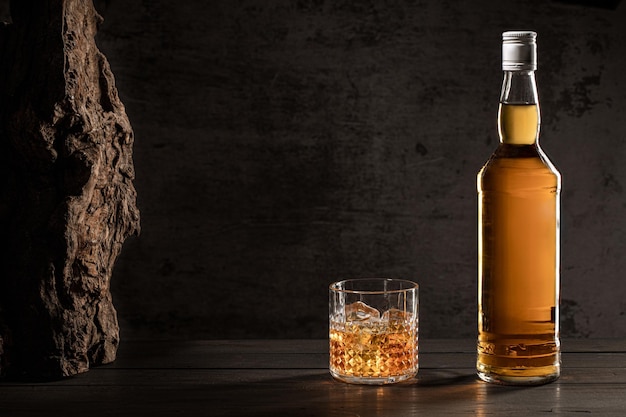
xmin=1 ymin=339 xmax=625 ymax=416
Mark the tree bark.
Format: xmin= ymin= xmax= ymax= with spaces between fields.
xmin=0 ymin=0 xmax=140 ymax=379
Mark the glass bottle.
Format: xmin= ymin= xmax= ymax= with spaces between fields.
xmin=476 ymin=31 xmax=561 ymax=385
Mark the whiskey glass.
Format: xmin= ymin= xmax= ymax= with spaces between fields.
xmin=329 ymin=278 xmax=419 ymax=385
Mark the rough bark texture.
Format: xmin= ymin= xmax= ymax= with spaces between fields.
xmin=0 ymin=0 xmax=140 ymax=379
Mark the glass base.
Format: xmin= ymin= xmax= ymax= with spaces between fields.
xmin=330 ymin=369 xmax=417 ymax=385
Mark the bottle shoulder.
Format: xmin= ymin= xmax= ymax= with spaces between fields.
xmin=478 ymin=144 xmax=561 ymax=192
xmin=480 ymin=144 xmax=559 ymax=172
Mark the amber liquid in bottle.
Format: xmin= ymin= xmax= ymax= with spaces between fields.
xmin=477 ymin=102 xmax=561 ymax=385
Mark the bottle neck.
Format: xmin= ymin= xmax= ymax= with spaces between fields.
xmin=498 ymin=70 xmax=540 ymax=146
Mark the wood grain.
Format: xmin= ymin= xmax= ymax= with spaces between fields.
xmin=0 ymin=0 xmax=139 ymax=379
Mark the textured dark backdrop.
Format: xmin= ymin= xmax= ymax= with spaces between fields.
xmin=1 ymin=0 xmax=625 ymax=340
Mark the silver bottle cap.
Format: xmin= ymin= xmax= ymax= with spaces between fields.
xmin=502 ymin=31 xmax=537 ymax=71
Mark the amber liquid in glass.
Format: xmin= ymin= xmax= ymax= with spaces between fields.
xmin=477 ymin=103 xmax=561 ymax=385
xmin=329 ymin=318 xmax=418 ymax=382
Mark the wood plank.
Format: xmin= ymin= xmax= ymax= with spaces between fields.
xmin=3 ymin=364 xmax=626 ymax=387
xmin=110 ymin=352 xmax=598 ymax=370
xmin=113 ymin=338 xmax=626 ymax=359
xmin=108 ymin=339 xmax=626 ymax=369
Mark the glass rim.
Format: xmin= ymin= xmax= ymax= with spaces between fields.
xmin=329 ymin=278 xmax=418 ymax=295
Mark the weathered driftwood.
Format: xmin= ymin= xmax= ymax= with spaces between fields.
xmin=0 ymin=0 xmax=140 ymax=379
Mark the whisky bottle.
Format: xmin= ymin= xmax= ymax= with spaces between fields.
xmin=476 ymin=31 xmax=561 ymax=385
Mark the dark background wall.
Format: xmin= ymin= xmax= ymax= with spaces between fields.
xmin=2 ymin=0 xmax=625 ymax=340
